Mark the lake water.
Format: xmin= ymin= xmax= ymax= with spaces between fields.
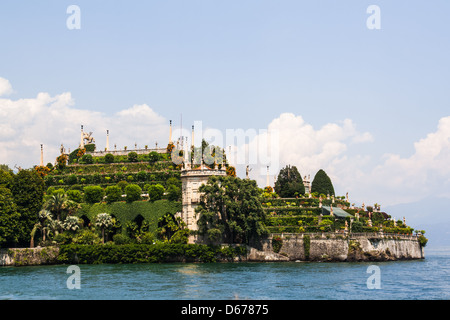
xmin=1 ymin=247 xmax=449 ymax=300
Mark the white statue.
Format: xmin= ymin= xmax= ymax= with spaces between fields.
xmin=82 ymin=131 xmax=95 ymax=145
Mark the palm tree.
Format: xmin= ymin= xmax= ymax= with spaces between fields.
xmin=44 ymin=194 xmax=78 ymax=229
xmin=63 ymin=216 xmax=82 ymax=234
xmin=30 ymin=209 xmax=52 ymax=248
xmin=45 ymin=193 xmax=68 ymax=221
xmin=95 ymin=213 xmax=113 ymax=243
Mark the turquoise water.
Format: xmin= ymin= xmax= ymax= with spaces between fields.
xmin=1 ymin=248 xmax=449 ymax=300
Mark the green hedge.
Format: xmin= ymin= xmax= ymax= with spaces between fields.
xmin=57 ymin=243 xmax=248 ymax=264
xmin=44 ymin=170 xmax=181 ymax=187
xmin=50 ymin=161 xmax=176 ymax=175
xmin=267 ymin=225 xmax=332 ymax=233
xmin=266 ymin=215 xmax=317 ymax=226
xmin=70 ymin=152 xmax=171 ymax=165
xmin=264 ymin=207 xmax=322 ymax=216
xmin=262 ymin=198 xmax=349 ymax=208
xmin=76 ymin=200 xmax=182 ymax=234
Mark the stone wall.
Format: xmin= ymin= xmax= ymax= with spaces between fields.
xmin=247 ymin=233 xmax=424 ymax=262
xmin=0 ymin=247 xmax=59 ymax=266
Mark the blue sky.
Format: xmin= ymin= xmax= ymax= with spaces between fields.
xmin=1 ymin=0 xmax=450 ymax=222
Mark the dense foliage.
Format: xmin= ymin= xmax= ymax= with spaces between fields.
xmin=311 ymin=169 xmax=335 ymax=196
xmin=196 ymin=175 xmax=269 ymax=244
xmin=0 ymin=186 xmax=21 ymax=247
xmin=58 ymin=243 xmax=247 ymax=264
xmin=274 ymin=165 xmax=305 ymax=197
xmin=0 ymin=169 xmax=45 ymax=247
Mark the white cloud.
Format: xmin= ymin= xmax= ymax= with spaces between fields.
xmin=0 ymin=77 xmax=13 ymax=96
xmin=235 ymin=113 xmax=450 ymax=209
xmin=0 ymin=79 xmax=168 ymax=169
xmin=235 ymin=113 xmax=374 ymax=190
xmin=364 ymin=116 xmax=450 ymax=205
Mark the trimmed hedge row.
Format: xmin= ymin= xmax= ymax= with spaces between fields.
xmin=55 ymin=161 xmax=176 ymax=175
xmin=266 ymin=215 xmax=317 ymax=226
xmin=264 ymin=207 xmax=323 ymax=216
xmin=57 ymin=243 xmax=248 ymax=264
xmin=262 ymin=198 xmax=350 ymax=208
xmin=44 ymin=170 xmax=180 ymax=187
xmin=69 ymin=149 xmax=170 ymax=165
xmin=267 ymin=226 xmax=332 ymax=233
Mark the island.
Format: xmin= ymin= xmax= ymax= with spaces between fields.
xmin=0 ymin=123 xmax=427 ymax=266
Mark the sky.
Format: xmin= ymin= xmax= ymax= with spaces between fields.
xmin=1 ymin=1 xmax=450 ymax=243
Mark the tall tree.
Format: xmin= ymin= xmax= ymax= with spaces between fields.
xmin=10 ymin=169 xmax=44 ymax=246
xmin=311 ymin=169 xmax=335 ymax=196
xmin=196 ymin=176 xmax=268 ymax=244
xmin=274 ymin=165 xmax=305 ymax=197
xmin=0 ymin=168 xmax=13 ymax=188
xmin=0 ymin=186 xmax=21 ymax=247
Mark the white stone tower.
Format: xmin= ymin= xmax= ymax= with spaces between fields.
xmin=178 ymin=164 xmax=226 ymax=241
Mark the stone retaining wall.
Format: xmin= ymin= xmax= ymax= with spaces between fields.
xmin=0 ymin=247 xmax=59 ymax=266
xmin=247 ymin=234 xmax=424 ymax=262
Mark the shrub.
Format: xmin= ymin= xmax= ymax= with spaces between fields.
xmin=117 ymin=181 xmax=128 ymax=191
xmin=128 ymin=152 xmax=138 ymax=162
xmin=351 ymin=221 xmax=364 ymax=232
xmin=170 ymin=229 xmax=189 ymax=244
xmin=147 ymin=184 xmax=165 ymax=202
xmin=272 ymin=236 xmax=283 ymax=253
xmin=81 ymin=154 xmax=93 ymax=164
xmin=84 ymin=144 xmax=96 ymax=152
xmin=105 ymin=153 xmax=114 ymax=164
xmin=137 ymin=171 xmax=147 ymax=181
xmin=105 ymin=185 xmax=123 ymax=203
xmin=167 ymin=185 xmax=181 ymax=201
xmin=139 ymin=232 xmax=155 ymax=244
xmin=113 ymin=234 xmax=132 ymax=245
xmin=166 ymin=177 xmax=181 ymax=188
xmin=72 ymin=229 xmax=101 ymax=245
xmin=66 ymin=189 xmax=83 ymax=203
xmin=67 ymin=174 xmax=77 ymax=185
xmin=83 ymin=186 xmax=105 ymax=204
xmin=418 ymin=235 xmax=428 ymax=247
xmin=319 ymin=218 xmax=333 ymax=226
xmin=124 ymin=184 xmax=142 ymax=203
xmin=303 ymin=235 xmax=310 ymax=260
xmin=148 ymin=151 xmax=159 ymax=163
xmin=54 ymin=232 xmax=74 ymax=245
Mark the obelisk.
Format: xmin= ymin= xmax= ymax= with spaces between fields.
xmin=40 ymin=144 xmax=44 ymax=166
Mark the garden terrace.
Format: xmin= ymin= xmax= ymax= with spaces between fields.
xmin=261 ymin=196 xmax=416 ymax=236
xmin=56 ymin=161 xmax=177 ymax=175
xmin=43 ymin=169 xmax=181 ymax=189
xmin=68 ymin=145 xmax=170 ymax=165
xmin=262 ymin=197 xmax=350 ymax=208
xmin=87 ymin=147 xmax=166 ymax=157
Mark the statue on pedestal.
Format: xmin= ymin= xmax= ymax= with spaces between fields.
xmin=245 ymin=165 xmax=252 ymax=179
